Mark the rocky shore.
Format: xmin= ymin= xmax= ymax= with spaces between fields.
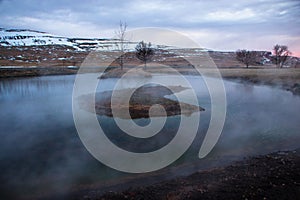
xmin=85 ymin=149 xmax=300 ymax=200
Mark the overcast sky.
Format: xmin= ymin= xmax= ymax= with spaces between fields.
xmin=0 ymin=0 xmax=299 ymax=55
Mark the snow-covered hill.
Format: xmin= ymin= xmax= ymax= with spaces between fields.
xmin=2 ymin=28 xmax=297 ymax=68
xmin=0 ymin=28 xmax=139 ymax=51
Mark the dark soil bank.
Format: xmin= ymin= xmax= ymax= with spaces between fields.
xmin=0 ymin=67 xmax=78 ymax=78
xmin=84 ymin=149 xmax=300 ymax=200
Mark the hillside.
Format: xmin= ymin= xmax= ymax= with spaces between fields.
xmin=0 ymin=28 xmax=135 ymax=51
xmin=0 ymin=28 xmax=299 ymax=69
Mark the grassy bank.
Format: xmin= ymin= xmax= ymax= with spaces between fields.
xmin=0 ymin=67 xmax=79 ymax=78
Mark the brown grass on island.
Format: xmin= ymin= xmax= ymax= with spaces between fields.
xmin=79 ymin=85 xmax=204 ymax=119
xmin=99 ymin=67 xmax=152 ymax=79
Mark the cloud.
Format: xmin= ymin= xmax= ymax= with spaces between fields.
xmin=206 ymin=8 xmax=256 ymax=22
xmin=0 ymin=0 xmax=299 ymax=55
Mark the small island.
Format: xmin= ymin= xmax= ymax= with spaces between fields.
xmin=79 ymin=85 xmax=204 ymax=119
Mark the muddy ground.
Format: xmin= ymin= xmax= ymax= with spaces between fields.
xmin=83 ymin=149 xmax=300 ymax=200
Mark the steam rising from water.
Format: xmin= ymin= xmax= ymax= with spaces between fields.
xmin=0 ymin=74 xmax=300 ymax=199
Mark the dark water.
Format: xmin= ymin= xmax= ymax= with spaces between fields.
xmin=0 ymin=74 xmax=299 ymax=199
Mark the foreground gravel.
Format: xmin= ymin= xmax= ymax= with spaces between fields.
xmin=86 ymin=149 xmax=300 ymax=200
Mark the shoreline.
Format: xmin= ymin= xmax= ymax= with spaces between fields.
xmin=0 ymin=67 xmax=79 ymax=78
xmin=1 ymin=67 xmax=299 ymax=95
xmin=81 ymin=148 xmax=300 ymax=200
xmin=2 ymin=67 xmax=299 ymax=95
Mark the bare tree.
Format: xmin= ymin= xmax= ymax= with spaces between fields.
xmin=290 ymin=57 xmax=299 ymax=68
xmin=273 ymin=44 xmax=292 ymax=68
xmin=236 ymin=49 xmax=258 ymax=68
xmin=135 ymin=41 xmax=155 ymax=69
xmin=115 ymin=21 xmax=127 ymax=70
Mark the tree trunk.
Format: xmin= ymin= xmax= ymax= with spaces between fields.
xmin=120 ymin=55 xmax=123 ymax=70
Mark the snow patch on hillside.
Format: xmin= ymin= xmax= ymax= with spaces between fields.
xmin=0 ymin=28 xmax=136 ymax=51
xmin=0 ymin=28 xmax=208 ymax=53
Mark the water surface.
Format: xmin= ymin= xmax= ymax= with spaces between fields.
xmin=0 ymin=74 xmax=299 ymax=199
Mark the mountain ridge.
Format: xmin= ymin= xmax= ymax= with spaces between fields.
xmin=0 ymin=28 xmax=136 ymax=51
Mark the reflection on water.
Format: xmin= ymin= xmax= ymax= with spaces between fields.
xmin=0 ymin=74 xmax=299 ymax=199
xmin=0 ymin=76 xmax=74 ymax=98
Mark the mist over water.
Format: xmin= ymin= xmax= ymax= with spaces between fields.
xmin=0 ymin=74 xmax=299 ymax=199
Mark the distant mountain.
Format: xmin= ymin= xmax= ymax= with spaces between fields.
xmin=0 ymin=28 xmax=213 ymax=68
xmin=0 ymin=28 xmax=209 ymax=52
xmin=0 ymin=28 xmax=140 ymax=51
